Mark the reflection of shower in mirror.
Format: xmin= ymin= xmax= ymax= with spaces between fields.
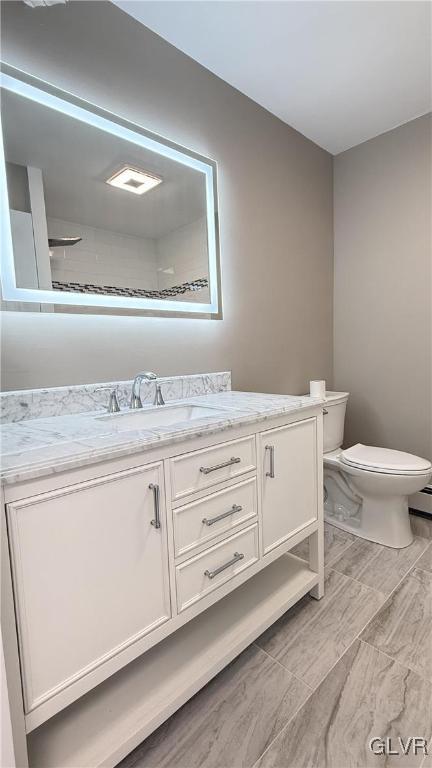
xmin=0 ymin=67 xmax=220 ymax=315
xmin=48 ymin=237 xmax=82 ymax=248
xmin=49 ymin=236 xmax=82 ymax=262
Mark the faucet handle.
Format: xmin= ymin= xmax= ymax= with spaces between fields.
xmin=96 ymin=386 xmax=121 ymax=414
xmin=108 ymin=388 xmax=121 ymax=414
xmin=154 ymin=383 xmax=165 ymax=406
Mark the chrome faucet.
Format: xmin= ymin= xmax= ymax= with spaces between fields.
xmin=107 ymin=389 xmax=121 ymax=413
xmin=154 ymin=382 xmax=165 ymax=406
xmin=130 ymin=372 xmax=165 ymax=409
xmin=96 ymin=386 xmax=121 ymax=413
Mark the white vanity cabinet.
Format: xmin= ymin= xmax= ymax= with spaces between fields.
xmin=169 ymin=435 xmax=256 ymax=501
xmin=2 ymin=405 xmax=324 ymax=768
xmin=172 ymin=477 xmax=257 ymax=557
xmin=260 ymin=417 xmax=318 ymax=554
xmin=175 ymin=523 xmax=259 ymax=612
xmin=6 ymin=462 xmax=170 ymax=716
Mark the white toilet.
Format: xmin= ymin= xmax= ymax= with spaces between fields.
xmin=323 ymin=392 xmax=432 ymax=548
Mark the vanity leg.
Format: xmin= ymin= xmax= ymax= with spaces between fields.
xmin=309 ymin=412 xmax=324 ymax=600
xmin=308 ymin=529 xmax=324 ymax=600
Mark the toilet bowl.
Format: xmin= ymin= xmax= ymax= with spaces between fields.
xmin=322 ymin=393 xmax=432 ymax=548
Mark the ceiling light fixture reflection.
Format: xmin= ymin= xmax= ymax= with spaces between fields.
xmin=106 ymin=166 xmax=162 ymax=195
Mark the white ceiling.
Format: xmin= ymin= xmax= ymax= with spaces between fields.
xmin=115 ymin=0 xmax=432 ymax=155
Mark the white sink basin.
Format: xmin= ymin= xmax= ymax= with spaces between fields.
xmin=96 ymin=404 xmax=227 ymax=432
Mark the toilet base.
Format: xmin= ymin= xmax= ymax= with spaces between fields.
xmin=324 ymin=469 xmax=414 ymax=549
xmin=324 ymin=506 xmax=413 ymax=549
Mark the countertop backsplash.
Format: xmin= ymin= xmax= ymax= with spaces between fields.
xmin=0 ymin=371 xmax=232 ymax=424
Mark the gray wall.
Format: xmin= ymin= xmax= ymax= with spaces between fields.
xmin=0 ymin=1 xmax=333 ymax=393
xmin=334 ymin=115 xmax=432 ymax=460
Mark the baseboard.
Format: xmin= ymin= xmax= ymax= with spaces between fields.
xmin=409 ymin=485 xmax=432 ymax=516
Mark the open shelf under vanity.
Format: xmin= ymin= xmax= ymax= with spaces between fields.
xmin=28 ymin=553 xmax=317 ymax=768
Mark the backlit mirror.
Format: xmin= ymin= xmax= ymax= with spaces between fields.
xmin=0 ymin=66 xmax=220 ymax=316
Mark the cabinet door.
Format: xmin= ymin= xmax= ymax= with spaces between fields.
xmin=7 ymin=463 xmax=171 ymax=713
xmin=260 ymin=418 xmax=318 ymax=554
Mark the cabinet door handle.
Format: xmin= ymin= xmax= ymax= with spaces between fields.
xmin=202 ymin=504 xmax=243 ymax=527
xmin=323 ymin=408 xmax=329 ymax=415
xmin=265 ymin=444 xmax=275 ymax=478
xmin=204 ymin=552 xmax=244 ymax=579
xmin=149 ymin=483 xmax=161 ymax=529
xmin=199 ymin=456 xmax=241 ymax=475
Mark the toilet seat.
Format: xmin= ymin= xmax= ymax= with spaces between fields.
xmin=340 ymin=444 xmax=432 ymax=476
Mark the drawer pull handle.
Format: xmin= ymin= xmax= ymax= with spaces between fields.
xmin=202 ymin=504 xmax=243 ymax=527
xmin=149 ymin=483 xmax=161 ymax=529
xmin=204 ymin=551 xmax=244 ymax=579
xmin=200 ymin=456 xmax=241 ymax=475
xmin=265 ymin=445 xmax=275 ymax=478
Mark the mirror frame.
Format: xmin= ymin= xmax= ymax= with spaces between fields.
xmin=0 ymin=64 xmax=221 ymax=316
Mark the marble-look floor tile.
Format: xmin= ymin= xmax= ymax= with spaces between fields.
xmin=256 ymin=569 xmax=384 ymax=688
xmin=331 ymin=536 xmax=429 ymax=595
xmin=118 ymin=644 xmax=310 ymax=768
xmin=361 ymin=567 xmax=432 ymax=681
xmin=420 ymin=745 xmax=432 ymax=768
xmin=410 ymin=514 xmax=432 ymax=541
xmin=291 ymin=522 xmax=355 ymax=566
xmin=416 ymin=543 xmax=432 ymax=574
xmin=256 ymin=639 xmax=432 ymax=768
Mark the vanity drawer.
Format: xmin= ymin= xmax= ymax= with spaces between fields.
xmin=175 ymin=524 xmax=259 ymax=612
xmin=173 ymin=477 xmax=257 ymax=557
xmin=169 ymin=436 xmax=256 ymax=501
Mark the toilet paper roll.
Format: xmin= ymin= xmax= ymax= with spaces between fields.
xmin=310 ymin=380 xmax=326 ymax=398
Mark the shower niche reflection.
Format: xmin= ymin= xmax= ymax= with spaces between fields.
xmin=0 ymin=67 xmax=220 ymax=316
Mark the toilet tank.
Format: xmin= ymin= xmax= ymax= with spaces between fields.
xmin=323 ymin=392 xmax=349 ymax=453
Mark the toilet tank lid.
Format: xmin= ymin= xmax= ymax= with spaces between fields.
xmin=341 ymin=444 xmax=432 ymax=474
xmin=324 ymin=391 xmax=349 ymax=405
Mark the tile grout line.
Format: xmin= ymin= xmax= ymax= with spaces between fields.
xmin=412 ymin=564 xmax=432 ymax=576
xmin=326 ymin=565 xmax=386 ymax=597
xmin=358 ymin=637 xmax=432 ymax=683
xmin=248 ymin=644 xmax=316 ymax=766
xmin=255 ymin=555 xmax=411 ymax=697
xmin=419 ymin=728 xmax=432 ymax=768
xmin=396 ymin=537 xmax=431 ymax=577
xmin=252 ymin=631 xmax=399 ymax=768
xmin=251 ymin=535 xmax=432 ymax=767
xmin=249 ymin=670 xmax=318 ymax=768
xmin=325 ymin=535 xmax=432 ymax=671
xmin=329 ymin=535 xmax=430 ymax=597
xmin=265 ymin=534 xmax=430 ymax=692
xmin=254 ymin=570 xmax=386 ymax=689
xmin=411 ymin=540 xmax=432 ymax=577
xmin=274 ymin=577 xmax=387 ymax=692
xmin=251 ymin=590 xmax=390 ymax=767
xmin=252 ymin=642 xmax=314 ymax=691
xmin=324 ymin=537 xmax=356 ymax=568
xmin=248 ymin=643 xmax=318 ymax=764
xmin=297 ymin=524 xmax=357 ymax=569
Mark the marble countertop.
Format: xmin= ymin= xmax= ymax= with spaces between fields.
xmin=0 ymin=391 xmax=324 ymax=486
